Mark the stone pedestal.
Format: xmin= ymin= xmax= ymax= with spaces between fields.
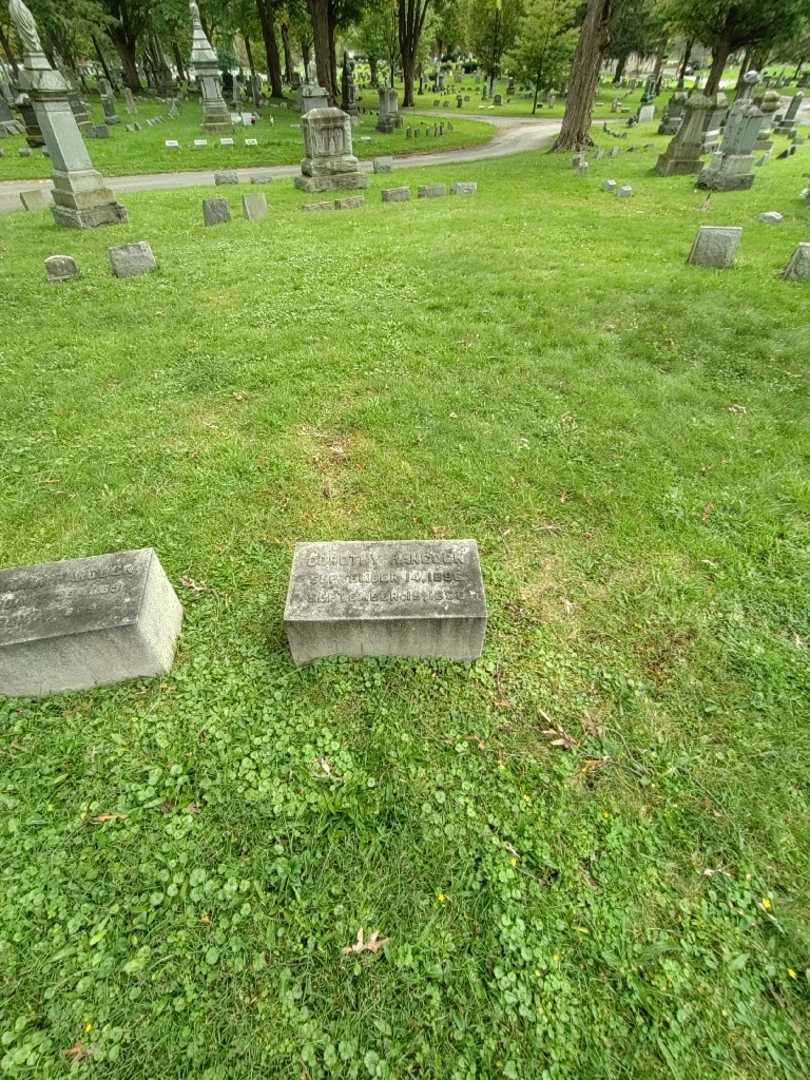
xmin=775 ymin=92 xmax=803 ymax=136
xmin=753 ymin=90 xmax=780 ymax=152
xmin=376 ymin=86 xmax=401 ymax=133
xmin=188 ymin=1 xmax=231 ymax=133
xmin=697 ymin=100 xmax=763 ymax=191
xmin=9 ymin=1 xmax=127 ymax=229
xmin=295 ymin=107 xmax=368 ymax=193
xmin=658 ymin=91 xmax=687 ymax=135
xmin=656 ymin=93 xmax=717 ymax=176
xmin=301 ymin=81 xmax=329 ymax=114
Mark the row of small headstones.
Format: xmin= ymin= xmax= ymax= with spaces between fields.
xmin=405 ymin=122 xmax=454 ymax=139
xmin=688 ymin=226 xmax=810 ymax=281
xmin=42 ymin=182 xmax=479 ymax=281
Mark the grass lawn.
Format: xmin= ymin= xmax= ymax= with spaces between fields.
xmin=0 ymin=96 xmax=493 ymax=182
xmin=1 ymin=134 xmax=809 ymax=1078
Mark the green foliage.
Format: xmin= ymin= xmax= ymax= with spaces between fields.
xmin=658 ymin=0 xmax=810 ymax=56
xmin=1 ymin=133 xmax=809 ymax=1076
xmin=466 ymin=0 xmax=524 ymax=83
xmin=507 ymin=0 xmax=577 ymax=97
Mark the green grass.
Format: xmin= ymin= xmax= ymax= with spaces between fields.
xmin=1 ymin=134 xmax=809 ymax=1078
xmin=0 ymin=95 xmax=493 ymax=182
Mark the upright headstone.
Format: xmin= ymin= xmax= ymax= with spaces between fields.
xmin=697 ymin=100 xmax=763 ymax=191
xmin=0 ymin=548 xmax=182 ymax=697
xmin=15 ymin=91 xmax=44 ymax=147
xmin=188 ymin=1 xmax=231 ymax=133
xmin=783 ymin=243 xmax=810 ymax=282
xmin=283 ymin=540 xmax=487 ymax=665
xmin=99 ymin=78 xmax=120 ymax=125
xmin=376 ymin=86 xmax=401 ymax=133
xmin=241 ymin=191 xmax=267 ymax=220
xmin=123 ymin=86 xmax=137 ymax=114
xmin=109 ymin=240 xmax=157 ymax=278
xmin=656 ymin=93 xmax=717 ymax=176
xmin=301 ymin=59 xmax=328 ymax=114
xmin=687 ymin=226 xmax=741 ymax=269
xmin=702 ymin=93 xmax=729 ymax=152
xmin=8 ymin=0 xmax=127 ymax=228
xmin=294 ymin=107 xmax=368 ymax=193
xmin=202 ymin=196 xmax=230 ymax=225
xmin=658 ymin=91 xmax=687 ymax=135
xmin=774 ymin=93 xmax=803 ymax=136
xmin=637 ymin=104 xmax=655 ymax=123
xmin=753 ymin=90 xmax=780 ymax=152
xmin=44 ymin=254 xmax=79 ymax=282
xmin=340 ymin=52 xmax=358 ymax=116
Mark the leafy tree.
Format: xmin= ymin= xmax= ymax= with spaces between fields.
xmin=509 ymin=0 xmax=577 ymax=112
xmin=468 ymin=0 xmax=523 ymax=93
xmin=607 ymin=0 xmax=662 ymax=82
xmin=399 ymin=0 xmax=431 ymax=105
xmin=352 ymin=0 xmax=399 ymax=86
xmin=658 ymin=0 xmax=810 ymax=95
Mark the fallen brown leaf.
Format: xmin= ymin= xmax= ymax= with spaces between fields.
xmin=342 ymin=928 xmax=389 ymax=956
xmin=184 ymin=802 xmax=202 ymax=815
xmin=64 ymin=1042 xmax=96 ymax=1062
xmin=180 ymin=576 xmax=209 ymax=593
xmin=90 ymin=812 xmax=128 ymax=824
xmin=541 ymin=727 xmax=577 ymax=751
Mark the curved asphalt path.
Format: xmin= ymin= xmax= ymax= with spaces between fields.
xmin=0 ymin=113 xmax=561 ymax=214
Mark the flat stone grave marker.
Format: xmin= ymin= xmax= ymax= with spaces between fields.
xmin=18 ymin=147 xmax=32 ymax=157
xmin=688 ymin=226 xmax=741 ymax=269
xmin=203 ymin=197 xmax=231 ymax=225
xmin=250 ymin=172 xmax=273 ymax=184
xmin=242 ymin=192 xmax=267 ymax=220
xmin=302 ymin=201 xmax=335 ymax=212
xmin=193 ymin=139 xmax=208 ymax=148
xmin=215 ymin=171 xmax=239 ymax=185
xmin=0 ymin=548 xmax=182 ymax=697
xmin=220 ymin=137 xmax=235 ymax=147
xmin=617 ymin=185 xmax=633 ymax=197
xmin=638 ymin=104 xmax=655 ymax=123
xmin=109 ymin=241 xmax=157 ymax=278
xmin=382 ymin=186 xmax=410 ymax=202
xmin=783 ymin=242 xmax=810 ymax=281
xmin=418 ymin=184 xmax=448 ymax=198
xmin=45 ymin=255 xmax=79 ymax=283
xmin=758 ymin=211 xmax=783 ymax=224
xmin=284 ymin=540 xmax=487 ymax=665
xmin=601 ymin=179 xmax=617 ymax=192
xmin=20 ymin=189 xmax=49 ymax=211
xmin=373 ymin=156 xmax=394 ymax=173
xmin=451 ymin=181 xmax=477 ymax=195
xmin=335 ymin=195 xmax=364 ymax=209
xmin=244 ymin=137 xmax=258 ymax=146
xmin=164 ymin=139 xmax=180 ymax=149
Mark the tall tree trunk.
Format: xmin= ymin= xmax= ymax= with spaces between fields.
xmin=532 ymin=67 xmax=541 ymax=114
xmin=327 ymin=5 xmax=338 ymax=103
xmin=108 ymin=25 xmax=141 ymax=91
xmin=552 ymin=0 xmax=613 ymax=152
xmin=369 ymin=56 xmax=378 ymax=87
xmin=705 ymin=25 xmax=733 ymax=96
xmin=735 ymin=47 xmax=752 ymax=94
xmin=301 ymin=38 xmax=311 ymax=75
xmin=281 ymin=23 xmax=294 ymax=82
xmin=612 ymin=52 xmax=628 ymax=84
xmin=244 ymin=36 xmax=262 ymax=106
xmin=172 ymin=41 xmax=187 ymax=83
xmin=306 ymin=0 xmax=334 ymax=98
xmin=652 ymin=45 xmax=666 ymax=94
xmin=398 ymin=0 xmax=431 ymax=108
xmin=0 ymin=21 xmax=19 ymax=80
xmin=677 ymin=38 xmax=693 ymax=89
xmin=794 ymin=60 xmax=804 ymax=82
xmin=256 ymin=0 xmax=284 ymax=97
xmin=92 ymin=34 xmax=117 ymax=89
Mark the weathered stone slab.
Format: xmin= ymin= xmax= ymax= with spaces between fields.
xmin=451 ymin=181 xmax=477 ymax=195
xmin=242 ymin=192 xmax=267 ymax=220
xmin=302 ymin=200 xmax=335 ymax=211
xmin=418 ymin=184 xmax=448 ymax=198
xmin=203 ymin=197 xmax=231 ymax=225
xmin=0 ymin=548 xmax=182 ymax=697
xmin=284 ymin=540 xmax=487 ymax=665
xmin=294 ymin=172 xmax=368 ymax=193
xmin=373 ymin=156 xmax=394 ymax=173
xmin=381 ymin=186 xmax=410 ymax=202
xmin=45 ymin=255 xmax=79 ymax=282
xmin=250 ymin=172 xmax=273 ymax=184
xmin=109 ymin=241 xmax=157 ymax=278
xmin=601 ymin=179 xmax=617 ymax=192
xmin=20 ymin=188 xmax=49 ymax=211
xmin=214 ymin=171 xmax=239 ymax=185
xmin=688 ymin=226 xmax=741 ymax=269
xmin=638 ymin=104 xmax=655 ymax=123
xmin=617 ymin=185 xmax=633 ymax=197
xmin=334 ymin=195 xmax=364 ymax=209
xmin=783 ymin=242 xmax=810 ymax=281
xmin=758 ymin=211 xmax=783 ymax=224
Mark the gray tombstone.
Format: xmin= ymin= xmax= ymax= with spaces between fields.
xmin=616 ymin=185 xmax=633 ymax=197
xmin=214 ymin=170 xmax=239 ymax=184
xmin=697 ymin=100 xmax=763 ymax=191
xmin=688 ymin=226 xmax=741 ymax=269
xmin=241 ymin=192 xmax=267 ymax=220
xmin=783 ymin=243 xmax=810 ymax=281
xmin=202 ymin=197 xmax=230 ymax=225
xmin=189 ymin=1 xmax=231 ymax=133
xmin=335 ymin=195 xmax=364 ymax=209
xmin=658 ymin=91 xmax=687 ymax=135
xmin=382 ymin=186 xmax=410 ymax=202
xmin=601 ymin=178 xmax=617 ymax=192
xmin=45 ymin=254 xmax=79 ymax=282
xmin=19 ymin=188 xmax=49 ymax=210
xmin=451 ymin=181 xmax=477 ymax=195
xmin=638 ymin=104 xmax=655 ymax=123
xmin=376 ymin=86 xmax=400 ymax=133
xmin=753 ymin=90 xmax=780 ymax=151
xmin=294 ymin=107 xmax=368 ymax=193
xmin=758 ymin=211 xmax=783 ymax=224
xmin=301 ymin=200 xmax=334 ymax=211
xmin=109 ymin=240 xmax=157 ymax=277
xmin=418 ymin=184 xmax=448 ymax=198
xmin=283 ymin=540 xmax=487 ymax=665
xmin=0 ymin=548 xmax=182 ymax=697
xmin=657 ymin=93 xmax=723 ymax=177
xmin=373 ymin=156 xmax=394 ymax=173
xmin=775 ymin=92 xmax=803 ymax=136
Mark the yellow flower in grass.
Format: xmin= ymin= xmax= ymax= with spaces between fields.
xmin=436 ymin=893 xmax=447 ymax=904
xmin=788 ymin=968 xmax=797 ymax=979
xmin=760 ymin=897 xmax=772 ymax=912
xmin=84 ymin=1023 xmax=93 ymax=1033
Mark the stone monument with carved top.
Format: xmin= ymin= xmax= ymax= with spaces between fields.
xmin=188 ymin=1 xmax=231 ymax=133
xmin=8 ymin=0 xmax=127 ymax=227
xmin=294 ymin=107 xmax=368 ymax=192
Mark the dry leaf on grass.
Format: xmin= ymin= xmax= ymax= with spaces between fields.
xmin=90 ymin=812 xmax=128 ymax=824
xmin=541 ymin=727 xmax=577 ymax=751
xmin=342 ymin=928 xmax=389 ymax=955
xmin=180 ymin=576 xmax=209 ymax=593
xmin=184 ymin=802 xmax=202 ymax=815
xmin=64 ymin=1042 xmax=96 ymax=1062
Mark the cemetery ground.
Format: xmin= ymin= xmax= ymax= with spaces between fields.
xmin=0 ymin=99 xmax=492 ymax=182
xmin=1 ymin=135 xmax=809 ymax=1079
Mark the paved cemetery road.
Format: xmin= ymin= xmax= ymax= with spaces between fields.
xmin=0 ymin=114 xmax=561 ymax=214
